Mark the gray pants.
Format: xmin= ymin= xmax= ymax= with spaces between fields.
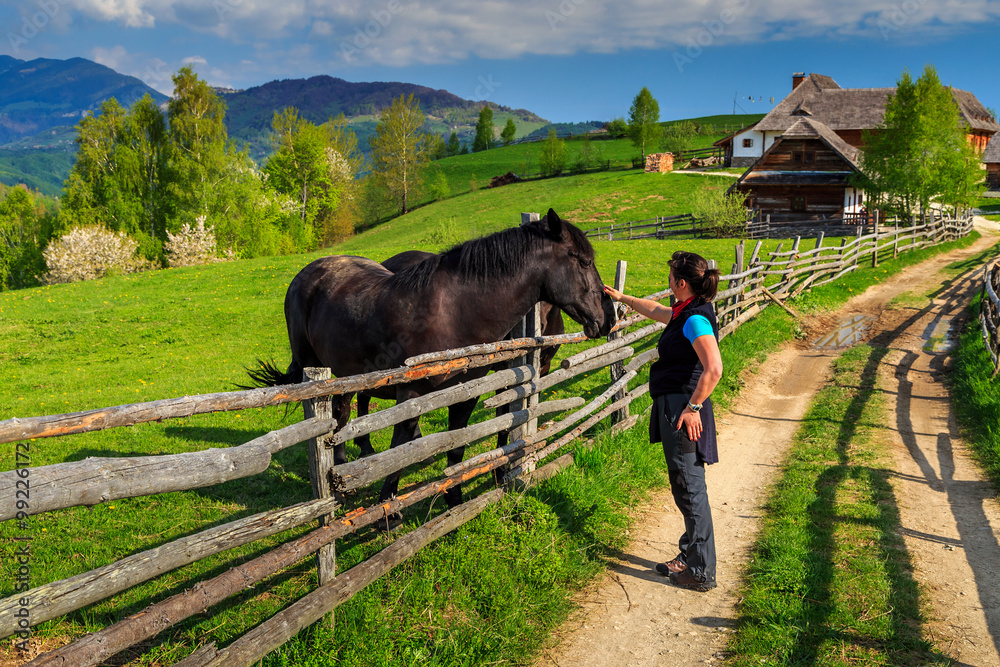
xmin=657 ymin=394 xmax=717 ymax=582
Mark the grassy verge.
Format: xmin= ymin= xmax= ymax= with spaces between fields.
xmin=949 ymin=241 xmax=1000 ymax=490
xmin=724 ymin=346 xmax=946 ymax=666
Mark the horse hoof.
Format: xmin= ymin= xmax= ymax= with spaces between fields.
xmin=374 ymin=512 xmax=403 ymax=533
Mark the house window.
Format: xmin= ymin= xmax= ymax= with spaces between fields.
xmin=792 ymin=196 xmax=806 ymax=212
xmin=742 ymin=138 xmax=753 ymax=148
xmin=793 ymin=151 xmax=816 ymax=164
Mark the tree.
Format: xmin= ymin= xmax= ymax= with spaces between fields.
xmin=165 ymin=66 xmax=229 ymax=224
xmin=662 ymin=120 xmax=697 ymax=156
xmin=369 ymin=94 xmax=429 ymax=215
xmin=1 ymin=185 xmax=55 ymax=289
xmin=627 ymin=87 xmax=661 ymax=161
xmin=501 ymin=118 xmax=517 ymax=146
xmin=855 ymin=65 xmax=983 ymax=218
xmin=61 ymin=95 xmax=168 ymax=257
xmin=473 ymin=105 xmax=494 ymax=152
xmin=446 ymin=132 xmax=461 ymax=157
xmin=539 ymin=129 xmax=566 ymax=177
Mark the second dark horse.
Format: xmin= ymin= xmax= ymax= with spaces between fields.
xmin=352 ymin=249 xmax=566 ymax=458
xmin=252 ymin=209 xmax=614 ymax=521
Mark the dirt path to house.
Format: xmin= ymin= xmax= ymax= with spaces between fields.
xmin=536 ymin=222 xmax=1000 ymax=667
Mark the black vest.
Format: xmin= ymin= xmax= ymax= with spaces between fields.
xmin=649 ymin=299 xmax=720 ymax=397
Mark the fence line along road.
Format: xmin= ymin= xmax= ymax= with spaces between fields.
xmin=10 ymin=211 xmax=972 ymax=666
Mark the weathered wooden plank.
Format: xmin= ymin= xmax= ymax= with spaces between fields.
xmin=27 ymin=462 xmax=514 ymax=667
xmin=0 ymin=418 xmax=336 ymax=522
xmin=176 ymin=490 xmax=505 ymax=667
xmin=0 ymin=352 xmax=525 ymax=445
xmin=402 ymin=333 xmax=587 ymax=367
xmin=483 ymin=346 xmax=635 ymax=410
xmin=330 ymin=398 xmax=583 ymax=492
xmin=3 ymin=495 xmax=341 ymax=642
xmin=560 ymin=323 xmax=658 ymax=368
xmin=330 ymin=365 xmax=535 ymax=447
xmin=505 ymin=384 xmax=649 ymax=480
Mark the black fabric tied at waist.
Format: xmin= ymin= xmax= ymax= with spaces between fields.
xmin=650 ymin=394 xmax=719 ymax=465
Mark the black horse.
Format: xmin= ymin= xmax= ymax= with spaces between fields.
xmin=352 ymin=249 xmax=566 ymax=457
xmin=251 ymin=209 xmax=613 ymax=517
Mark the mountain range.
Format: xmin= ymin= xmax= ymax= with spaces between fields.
xmin=0 ymin=55 xmax=168 ymax=146
xmin=0 ymin=56 xmax=562 ymax=195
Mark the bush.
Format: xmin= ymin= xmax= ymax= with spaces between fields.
xmin=662 ymin=120 xmax=698 ymax=156
xmin=165 ymin=216 xmax=233 ymax=267
xmin=692 ymin=185 xmax=750 ymax=238
xmin=606 ymin=117 xmax=628 ymax=139
xmin=41 ymin=226 xmax=154 ymax=284
xmin=539 ymin=130 xmax=566 ymax=178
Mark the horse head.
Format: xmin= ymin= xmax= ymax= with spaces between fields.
xmin=536 ymin=209 xmax=615 ymax=339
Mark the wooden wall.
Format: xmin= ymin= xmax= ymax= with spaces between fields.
xmin=988 ymin=163 xmax=1000 ymax=189
xmin=742 ymin=185 xmax=845 ymax=217
xmin=754 ymin=138 xmax=851 ymax=172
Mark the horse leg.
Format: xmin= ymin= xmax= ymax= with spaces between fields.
xmin=354 ymin=392 xmax=376 ymax=457
xmin=375 ymin=401 xmax=422 ymax=531
xmin=445 ymin=398 xmax=478 ymax=508
xmin=331 ymin=394 xmax=353 ymax=466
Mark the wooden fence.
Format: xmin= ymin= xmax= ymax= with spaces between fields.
xmin=979 ymin=260 xmax=1000 ymax=375
xmin=1 ymin=211 xmax=973 ymax=666
xmin=585 ymin=213 xmax=701 ymax=241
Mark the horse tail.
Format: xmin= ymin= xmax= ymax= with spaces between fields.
xmin=239 ymin=358 xmax=303 ymax=389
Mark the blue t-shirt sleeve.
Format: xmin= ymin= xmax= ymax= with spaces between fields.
xmin=682 ymin=314 xmax=714 ymax=343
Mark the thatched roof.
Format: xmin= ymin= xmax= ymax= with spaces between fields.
xmin=984 ymin=134 xmax=1000 ymax=164
xmin=753 ymin=73 xmax=999 ymax=135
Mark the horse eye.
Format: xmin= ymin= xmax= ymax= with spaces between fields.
xmin=580 ymin=258 xmax=593 ymax=268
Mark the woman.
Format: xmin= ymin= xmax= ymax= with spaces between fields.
xmin=604 ymin=251 xmax=723 ymax=592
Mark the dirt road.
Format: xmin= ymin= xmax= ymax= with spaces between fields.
xmin=537 ymin=223 xmax=1000 ymax=667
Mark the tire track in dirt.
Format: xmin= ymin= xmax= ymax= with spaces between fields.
xmin=536 ymin=223 xmax=999 ymax=667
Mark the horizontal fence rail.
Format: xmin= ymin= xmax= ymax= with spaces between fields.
xmin=8 ymin=210 xmax=973 ymax=666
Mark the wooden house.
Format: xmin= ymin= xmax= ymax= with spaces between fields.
xmin=718 ymin=73 xmax=999 ymax=168
xmin=728 ymin=117 xmax=866 ymax=219
xmin=985 ymin=136 xmax=1000 ymax=190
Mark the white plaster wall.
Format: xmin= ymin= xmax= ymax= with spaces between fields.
xmin=843 ymin=187 xmax=866 ymax=214
xmin=733 ymin=130 xmax=764 ymax=159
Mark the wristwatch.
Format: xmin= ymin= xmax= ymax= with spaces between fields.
xmin=687 ymin=401 xmax=703 ymax=413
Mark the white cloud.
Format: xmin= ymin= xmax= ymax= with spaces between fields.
xmin=90 ymin=44 xmax=129 ymax=70
xmin=182 ymin=55 xmax=208 ymax=65
xmin=62 ymin=0 xmax=1000 ymax=67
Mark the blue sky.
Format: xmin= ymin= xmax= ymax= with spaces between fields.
xmin=2 ymin=0 xmax=998 ymax=123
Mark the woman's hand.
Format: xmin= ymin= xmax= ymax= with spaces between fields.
xmin=603 ymin=285 xmax=624 ymax=302
xmin=677 ymin=407 xmax=703 ymax=441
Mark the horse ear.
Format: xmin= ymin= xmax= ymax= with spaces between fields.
xmin=544 ymin=208 xmax=564 ymax=239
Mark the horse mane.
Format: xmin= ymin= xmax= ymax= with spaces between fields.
xmin=387 ymin=218 xmax=593 ymax=292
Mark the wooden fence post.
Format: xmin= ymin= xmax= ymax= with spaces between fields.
xmin=609 ymin=260 xmax=629 ymax=426
xmin=894 ymin=218 xmax=899 ymax=259
xmin=871 ymin=217 xmax=879 ymax=268
xmin=507 ymin=213 xmax=542 ymax=453
xmin=302 ymin=367 xmax=337 ymax=618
